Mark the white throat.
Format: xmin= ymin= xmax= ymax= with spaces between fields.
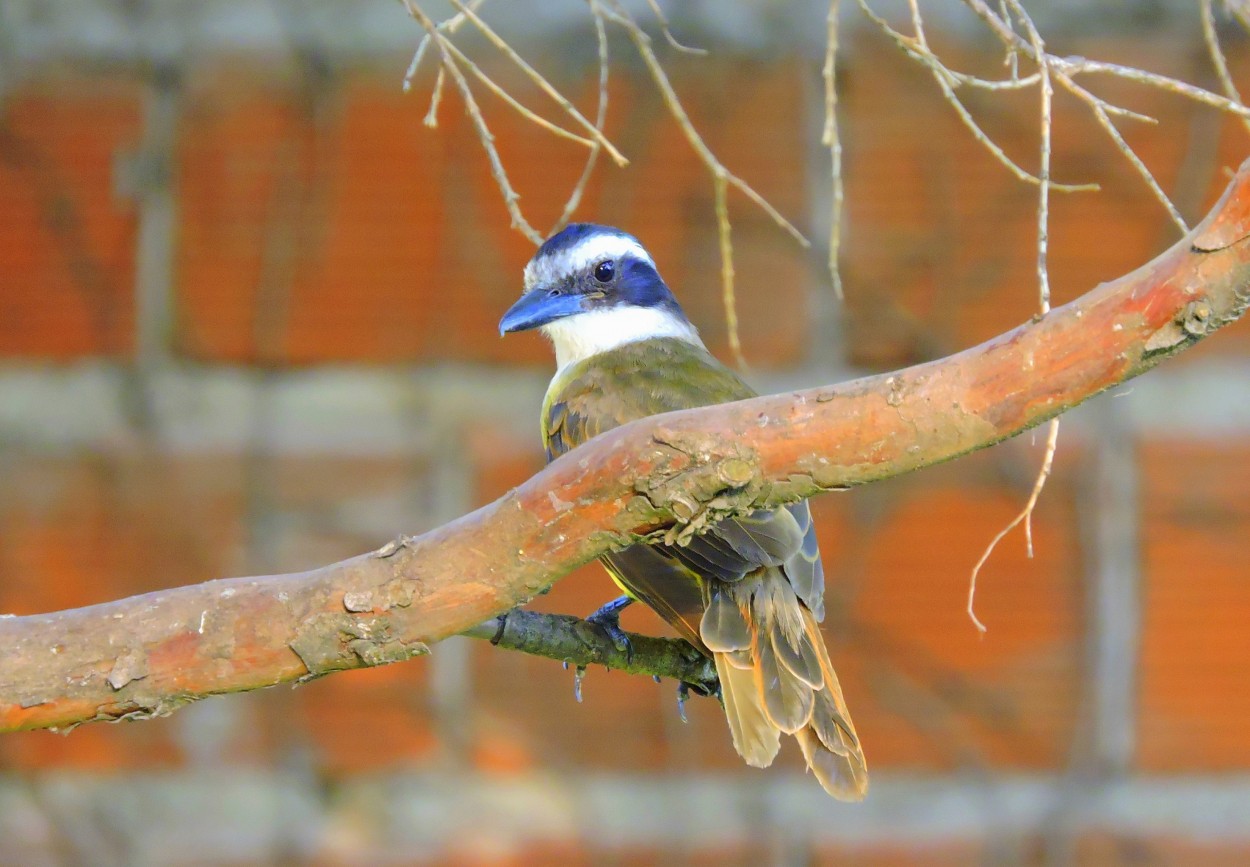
xmin=541 ymin=306 xmax=703 ymax=372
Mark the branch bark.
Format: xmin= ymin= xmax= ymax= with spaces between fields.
xmin=3 ymin=161 xmax=1250 ymax=735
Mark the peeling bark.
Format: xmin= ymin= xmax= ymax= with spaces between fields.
xmin=3 ymin=160 xmax=1250 ymax=735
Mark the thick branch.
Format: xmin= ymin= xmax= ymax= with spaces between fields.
xmin=3 ymin=161 xmax=1250 ymax=735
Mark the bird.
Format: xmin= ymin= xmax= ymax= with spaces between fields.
xmin=498 ymin=223 xmax=867 ymax=800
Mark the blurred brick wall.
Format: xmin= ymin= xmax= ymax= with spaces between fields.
xmin=2 ymin=6 xmax=1250 ymax=866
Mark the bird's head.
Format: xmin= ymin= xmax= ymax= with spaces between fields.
xmin=499 ymin=223 xmax=702 ymax=370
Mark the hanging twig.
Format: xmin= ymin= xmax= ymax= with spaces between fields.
xmin=448 ymin=0 xmax=629 ymax=167
xmin=823 ymin=0 xmax=846 ymax=298
xmin=1201 ymin=0 xmax=1250 ymax=138
xmin=550 ymin=0 xmax=612 ymax=234
xmin=403 ymin=0 xmax=544 ymax=243
xmin=967 ymin=0 xmax=1061 ymax=632
xmin=601 ymin=0 xmax=808 ymax=366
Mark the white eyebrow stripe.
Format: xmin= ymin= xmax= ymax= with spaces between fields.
xmin=524 ymin=235 xmax=655 ymax=290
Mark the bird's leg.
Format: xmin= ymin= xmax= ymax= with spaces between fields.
xmin=586 ymin=595 xmax=634 ymax=660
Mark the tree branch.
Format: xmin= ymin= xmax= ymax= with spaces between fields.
xmin=461 ymin=611 xmax=717 ymax=687
xmin=3 ymin=160 xmax=1250 ymax=735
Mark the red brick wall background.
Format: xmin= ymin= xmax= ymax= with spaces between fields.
xmin=2 ymin=12 xmax=1249 ymax=866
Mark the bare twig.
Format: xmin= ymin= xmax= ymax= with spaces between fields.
xmin=601 ymin=0 xmax=808 ymax=365
xmin=1008 ymin=0 xmax=1054 ymax=311
xmin=823 ymin=0 xmax=846 ymax=298
xmin=1201 ymin=0 xmax=1250 ymax=137
xmin=713 ymin=172 xmax=746 ymax=368
xmin=643 ymin=0 xmax=708 ymax=55
xmin=960 ymin=0 xmax=1191 ymax=232
xmin=1057 ymin=55 xmax=1250 ymax=122
xmin=423 ymin=66 xmax=447 ymax=127
xmin=966 ymin=418 xmax=1061 ymax=633
xmin=403 ymin=0 xmax=485 ymax=92
xmin=967 ymin=0 xmax=1061 ymax=631
xmin=449 ymin=0 xmax=629 ymax=167
xmin=430 ymin=26 xmax=601 ymax=150
xmin=551 ymin=0 xmax=611 ymax=234
xmin=403 ymin=0 xmax=544 ymax=243
xmin=858 ymin=0 xmax=1097 ymax=193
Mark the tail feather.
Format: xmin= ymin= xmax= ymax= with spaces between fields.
xmin=771 ymin=621 xmax=824 ymax=690
xmin=702 ymin=570 xmax=867 ymax=801
xmin=714 ymin=652 xmax=780 ymax=767
xmin=754 ymin=631 xmax=815 ymax=734
xmin=797 ymin=607 xmax=867 ymax=799
xmin=796 ymin=725 xmax=868 ymax=800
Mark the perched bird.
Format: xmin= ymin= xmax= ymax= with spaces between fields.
xmin=499 ymin=223 xmax=867 ymax=800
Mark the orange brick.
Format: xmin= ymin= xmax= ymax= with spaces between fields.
xmin=0 ymin=454 xmax=246 ymax=615
xmin=173 ymin=58 xmax=811 ymax=368
xmin=0 ymin=715 xmax=184 ymax=771
xmin=1138 ymin=440 xmax=1250 ymax=771
xmin=292 ymin=662 xmax=437 ymax=774
xmin=0 ymin=72 xmax=140 ymax=358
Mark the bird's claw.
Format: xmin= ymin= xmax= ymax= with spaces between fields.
xmin=675 ymin=678 xmax=720 ymax=723
xmin=586 ymin=595 xmax=634 ymax=662
xmin=563 ymin=661 xmax=588 ymax=703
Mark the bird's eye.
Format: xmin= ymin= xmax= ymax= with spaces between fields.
xmin=593 ymin=260 xmax=615 ymax=283
xmin=547 ymin=288 xmax=562 ymax=297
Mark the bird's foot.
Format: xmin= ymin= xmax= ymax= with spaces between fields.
xmin=586 ymin=595 xmax=634 ymax=662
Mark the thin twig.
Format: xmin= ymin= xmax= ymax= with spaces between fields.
xmin=603 ymin=0 xmax=812 ymax=247
xmin=823 ymin=0 xmax=845 ymax=299
xmin=960 ymin=0 xmax=1190 ymax=232
xmin=551 ymin=0 xmax=611 ymax=234
xmin=1057 ymin=55 xmax=1250 ymax=122
xmin=601 ymin=0 xmax=809 ymax=367
xmin=859 ymin=0 xmax=1097 ymax=193
xmin=448 ymin=0 xmax=629 ymax=167
xmin=966 ymin=1 xmax=1063 ymax=633
xmin=403 ymin=0 xmax=544 ymax=243
xmin=643 ymin=0 xmax=708 ymax=55
xmin=1009 ymin=0 xmax=1053 ymax=311
xmin=403 ymin=0 xmax=486 ymax=92
xmin=713 ymin=172 xmax=747 ymax=368
xmin=423 ymin=66 xmax=446 ymax=127
xmin=966 ymin=417 xmax=1061 ymax=633
xmin=432 ymin=27 xmax=601 ymax=150
xmin=1201 ymin=0 xmax=1250 ymax=137
xmin=1065 ymin=79 xmax=1188 ymax=232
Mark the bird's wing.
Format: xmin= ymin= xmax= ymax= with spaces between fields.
xmin=542 ymin=337 xmax=823 ymax=633
xmin=600 ymin=546 xmax=706 ymax=650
